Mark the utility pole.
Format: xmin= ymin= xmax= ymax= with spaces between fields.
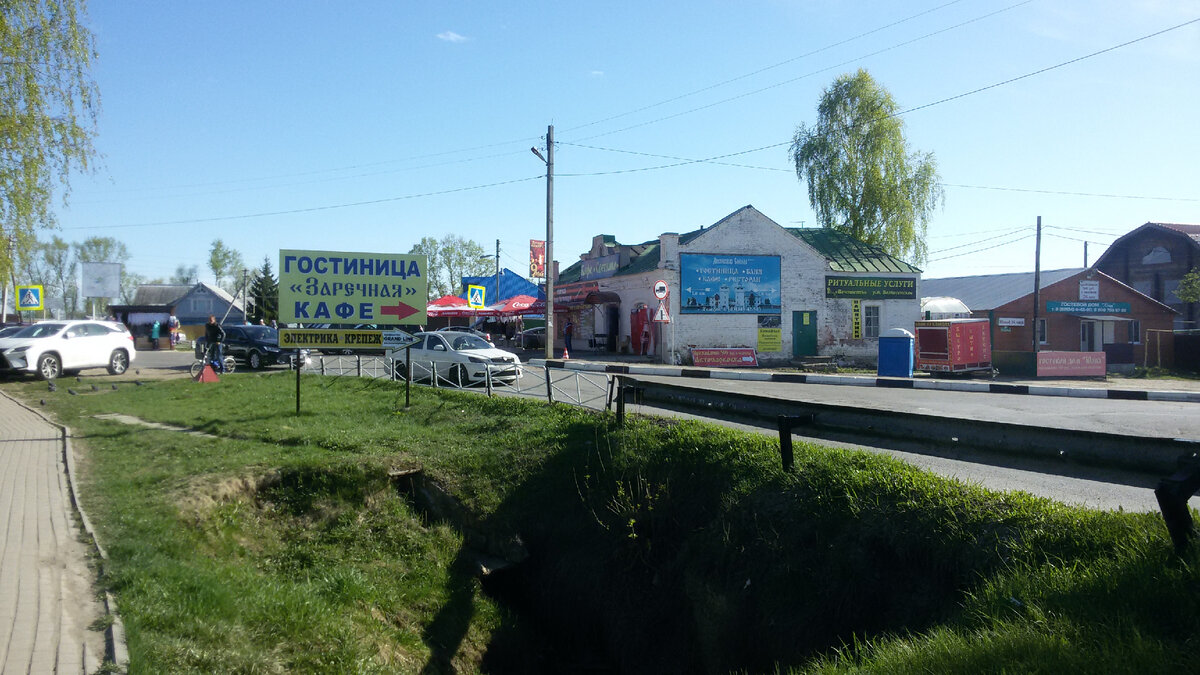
xmin=531 ymin=125 xmax=554 ymax=360
xmin=1032 ymin=216 xmax=1042 ymax=354
xmin=494 ymin=238 xmax=501 ymax=305
xmin=1084 ymin=241 xmax=1088 ymax=268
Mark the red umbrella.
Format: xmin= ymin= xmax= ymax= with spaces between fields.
xmin=426 ymin=294 xmax=496 ymax=317
xmin=488 ymin=294 xmax=545 ymax=315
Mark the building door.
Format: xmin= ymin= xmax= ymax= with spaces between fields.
xmin=606 ymin=306 xmax=619 ymax=352
xmin=1080 ymin=321 xmax=1097 ymax=352
xmin=792 ymin=310 xmax=817 ymax=357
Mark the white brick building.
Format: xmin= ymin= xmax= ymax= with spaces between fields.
xmin=553 ymin=206 xmax=922 ymax=366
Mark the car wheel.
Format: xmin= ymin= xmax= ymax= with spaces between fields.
xmin=107 ymin=349 xmax=130 ymax=375
xmin=38 ymin=353 xmax=62 ymax=380
xmin=248 ymin=350 xmax=263 ymax=370
xmin=451 ymin=364 xmax=468 ymax=387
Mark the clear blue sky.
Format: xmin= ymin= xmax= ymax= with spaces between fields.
xmin=54 ymin=0 xmax=1199 ymax=288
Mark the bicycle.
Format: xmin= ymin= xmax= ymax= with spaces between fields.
xmin=190 ymin=343 xmax=236 ymax=379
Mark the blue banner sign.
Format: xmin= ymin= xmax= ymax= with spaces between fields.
xmin=680 ymin=254 xmax=781 ymax=314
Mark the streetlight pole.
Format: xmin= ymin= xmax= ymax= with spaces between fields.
xmin=531 ymin=125 xmax=554 ymax=360
xmin=493 ymin=238 xmax=500 ymax=305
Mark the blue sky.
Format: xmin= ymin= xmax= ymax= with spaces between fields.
xmin=54 ymin=1 xmax=1199 ymax=288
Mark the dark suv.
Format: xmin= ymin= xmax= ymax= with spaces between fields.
xmin=194 ymin=325 xmax=298 ymax=369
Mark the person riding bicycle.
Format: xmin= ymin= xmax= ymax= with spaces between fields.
xmin=205 ymin=315 xmax=226 ymax=373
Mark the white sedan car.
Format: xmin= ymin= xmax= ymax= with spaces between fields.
xmin=0 ymin=320 xmax=136 ymax=380
xmin=391 ymin=331 xmax=521 ymax=386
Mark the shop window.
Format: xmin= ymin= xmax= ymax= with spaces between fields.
xmin=1037 ymin=318 xmax=1047 ymax=344
xmin=1128 ymin=320 xmax=1141 ymax=344
xmin=864 ymin=305 xmax=880 ymax=338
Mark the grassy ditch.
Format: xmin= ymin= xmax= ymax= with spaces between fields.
xmin=6 ymin=373 xmax=1198 ymax=673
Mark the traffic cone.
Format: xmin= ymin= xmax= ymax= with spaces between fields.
xmin=562 ymin=347 xmax=570 ymax=360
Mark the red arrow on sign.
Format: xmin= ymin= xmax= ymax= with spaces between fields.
xmin=381 ymin=301 xmax=419 ymax=321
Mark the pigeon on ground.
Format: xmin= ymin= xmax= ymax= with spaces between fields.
xmin=134 ymin=381 xmax=143 ymax=386
xmin=75 ymin=376 xmax=81 ymax=383
xmin=40 ymin=399 xmax=45 ymax=406
xmin=135 ymin=369 xmax=140 ymax=375
xmin=111 ymin=384 xmax=118 ymax=390
xmin=67 ymin=389 xmax=78 ymax=395
xmin=91 ymin=384 xmax=98 ymax=391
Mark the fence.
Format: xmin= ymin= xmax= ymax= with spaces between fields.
xmin=306 ymin=354 xmax=615 ymax=410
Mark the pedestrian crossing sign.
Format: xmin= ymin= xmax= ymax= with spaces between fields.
xmin=467 ymin=284 xmax=486 ymax=309
xmin=16 ymin=285 xmax=43 ymax=311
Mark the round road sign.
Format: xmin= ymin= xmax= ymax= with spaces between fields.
xmin=653 ymin=279 xmax=669 ymax=299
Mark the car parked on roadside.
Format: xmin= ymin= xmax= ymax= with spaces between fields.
xmin=391 ymin=331 xmax=520 ymax=386
xmin=434 ymin=325 xmax=494 ymax=344
xmin=194 ymin=324 xmax=300 ymax=369
xmin=0 ymin=320 xmax=136 ymax=380
xmin=515 ymin=326 xmax=546 ymax=350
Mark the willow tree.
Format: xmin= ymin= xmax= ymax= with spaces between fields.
xmin=1 ymin=0 xmax=99 ymax=283
xmin=791 ymin=69 xmax=941 ymax=264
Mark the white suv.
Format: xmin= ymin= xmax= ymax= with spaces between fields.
xmin=0 ymin=320 xmax=136 ymax=380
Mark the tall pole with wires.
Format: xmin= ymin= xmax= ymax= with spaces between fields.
xmin=531 ymin=125 xmax=554 ymax=360
xmin=1032 ymin=216 xmax=1042 ymax=355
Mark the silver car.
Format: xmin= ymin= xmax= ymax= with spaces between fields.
xmin=391 ymin=331 xmax=521 ymax=385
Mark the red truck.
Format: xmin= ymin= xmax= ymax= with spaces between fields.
xmin=914 ymin=318 xmax=992 ymax=375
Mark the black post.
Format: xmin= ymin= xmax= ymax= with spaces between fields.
xmin=776 ymin=414 xmax=815 ymax=472
xmin=295 ymin=352 xmax=301 ymax=415
xmin=405 ymin=346 xmax=412 ymax=408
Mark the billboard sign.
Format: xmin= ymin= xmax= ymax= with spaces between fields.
xmin=1046 ymin=301 xmax=1130 ymax=314
xmin=680 ymin=254 xmax=780 ymax=314
xmin=81 ymin=262 xmax=122 ymax=299
xmin=529 ymin=239 xmax=546 ymax=279
xmin=825 ymin=276 xmax=917 ymax=299
xmin=580 ymin=254 xmax=621 ymax=281
xmin=279 ymin=250 xmax=427 ymax=324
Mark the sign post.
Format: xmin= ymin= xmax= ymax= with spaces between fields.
xmin=279 ymin=249 xmax=428 ymax=414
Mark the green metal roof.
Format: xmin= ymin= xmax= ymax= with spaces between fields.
xmin=787 ymin=228 xmax=922 ymax=274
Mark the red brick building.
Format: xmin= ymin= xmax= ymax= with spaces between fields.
xmin=1093 ymin=222 xmax=1200 ymax=331
xmin=988 ymin=269 xmax=1175 ymax=369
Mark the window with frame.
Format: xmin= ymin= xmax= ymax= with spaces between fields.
xmin=864 ymin=305 xmax=880 ymax=339
xmin=1037 ymin=318 xmax=1047 ymax=344
xmin=1128 ymin=320 xmax=1141 ymax=344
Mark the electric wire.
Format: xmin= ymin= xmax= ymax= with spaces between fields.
xmin=63 ymin=175 xmax=542 ymax=230
xmin=561 ymin=0 xmax=978 ymax=134
xmin=926 ymin=227 xmax=1027 ymax=254
xmin=941 ymin=183 xmax=1200 ymax=202
xmin=567 ymin=0 xmax=1036 ymax=143
xmin=925 ymin=232 xmax=1035 ymax=262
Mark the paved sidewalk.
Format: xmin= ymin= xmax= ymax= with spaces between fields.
xmin=0 ymin=392 xmax=106 ymax=674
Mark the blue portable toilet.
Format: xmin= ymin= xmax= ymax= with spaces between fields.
xmin=877 ymin=328 xmax=914 ymax=378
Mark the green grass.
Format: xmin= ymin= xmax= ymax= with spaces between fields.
xmin=5 ymin=372 xmax=1198 ymax=674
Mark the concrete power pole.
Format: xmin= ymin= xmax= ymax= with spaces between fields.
xmin=494 ymin=239 xmax=501 ymax=305
xmin=1032 ymin=216 xmax=1042 ymax=355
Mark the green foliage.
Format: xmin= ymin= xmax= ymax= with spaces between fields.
xmin=1175 ymin=266 xmax=1200 ymax=304
xmin=171 ymin=263 xmax=200 ymax=285
xmin=9 ymin=375 xmax=1198 ymax=673
xmin=248 ymin=255 xmax=278 ymax=323
xmin=791 ymin=69 xmax=943 ymax=264
xmin=409 ymin=234 xmax=490 ymax=303
xmin=207 ymin=238 xmax=246 ymax=294
xmin=0 ymin=0 xmax=99 ymax=281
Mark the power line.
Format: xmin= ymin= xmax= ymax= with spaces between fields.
xmin=63 ymin=175 xmax=542 ymax=231
xmin=561 ymin=0 xmax=978 ymax=134
xmin=557 ymin=141 xmax=788 ymax=172
xmin=921 ymin=233 xmax=1036 ymax=261
xmin=567 ymin=0 xmax=1036 ymax=143
xmin=927 ymin=227 xmax=1027 ymax=254
xmin=943 ymin=183 xmax=1200 ymax=203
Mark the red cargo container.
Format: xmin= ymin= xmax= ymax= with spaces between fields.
xmin=914 ymin=318 xmax=992 ymax=374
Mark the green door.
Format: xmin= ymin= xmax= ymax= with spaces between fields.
xmin=792 ymin=310 xmax=817 ymax=358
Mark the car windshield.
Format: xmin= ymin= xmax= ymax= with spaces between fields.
xmin=243 ymin=326 xmax=278 ymax=341
xmin=450 ymin=335 xmax=491 ymax=351
xmin=13 ymin=323 xmax=65 ymax=338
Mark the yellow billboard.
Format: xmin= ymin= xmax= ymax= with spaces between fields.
xmin=279 ymin=249 xmax=427 ymax=325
